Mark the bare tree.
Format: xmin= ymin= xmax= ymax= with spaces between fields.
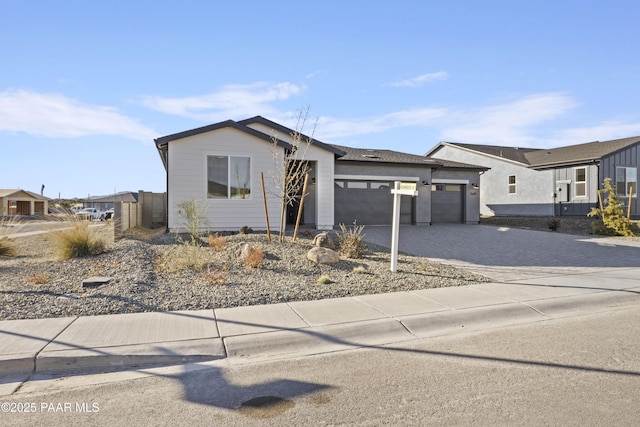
xmin=269 ymin=107 xmax=317 ymax=242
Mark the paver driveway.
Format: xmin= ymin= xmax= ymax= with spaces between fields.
xmin=362 ymin=224 xmax=640 ymax=282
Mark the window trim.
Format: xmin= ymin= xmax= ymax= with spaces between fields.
xmin=508 ymin=175 xmax=516 ymax=194
xmin=206 ymin=155 xmax=252 ymax=200
xmin=574 ymin=167 xmax=587 ymax=198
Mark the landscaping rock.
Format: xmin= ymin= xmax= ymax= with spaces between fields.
xmin=312 ymin=231 xmax=335 ymax=249
xmin=307 ymin=247 xmax=340 ymax=264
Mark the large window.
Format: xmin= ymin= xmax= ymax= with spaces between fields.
xmin=616 ymin=166 xmax=637 ymax=197
xmin=207 ymin=156 xmax=251 ymax=199
xmin=575 ymin=167 xmax=587 ymax=197
xmin=508 ymin=175 xmax=516 ymax=194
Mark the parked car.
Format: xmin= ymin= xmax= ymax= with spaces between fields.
xmin=75 ymin=207 xmax=105 ymax=221
xmin=104 ymin=208 xmax=115 ymax=220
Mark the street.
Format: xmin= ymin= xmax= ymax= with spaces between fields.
xmin=2 ymin=304 xmax=639 ymax=426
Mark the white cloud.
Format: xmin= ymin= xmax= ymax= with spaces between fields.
xmin=141 ymin=82 xmax=305 ymax=122
xmin=547 ymin=121 xmax=640 ymax=147
xmin=389 ymin=71 xmax=449 ymax=87
xmin=0 ymin=89 xmax=156 ymax=142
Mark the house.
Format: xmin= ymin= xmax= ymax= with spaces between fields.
xmin=83 ymin=191 xmax=139 ymax=211
xmin=0 ymin=189 xmax=49 ymax=216
xmin=155 ymin=116 xmax=487 ymax=232
xmin=426 ymin=136 xmax=640 ymax=218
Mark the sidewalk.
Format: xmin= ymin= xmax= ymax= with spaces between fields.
xmin=2 ymin=267 xmax=639 ymax=379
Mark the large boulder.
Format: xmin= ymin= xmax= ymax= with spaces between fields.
xmin=312 ymin=231 xmax=335 ymax=249
xmin=307 ymin=247 xmax=340 ymax=264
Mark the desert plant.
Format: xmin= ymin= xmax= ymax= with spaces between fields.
xmin=352 ymin=265 xmax=367 ymax=274
xmin=588 ymin=178 xmax=636 ymax=236
xmin=56 ymin=222 xmax=106 ymax=259
xmin=239 ymin=225 xmax=253 ymax=234
xmin=200 ymin=268 xmax=227 ymax=285
xmin=155 ymin=242 xmax=212 ymax=273
xmin=244 ymin=245 xmax=265 ymax=268
xmin=547 ymin=218 xmax=560 ymax=231
xmin=337 ymin=221 xmax=368 ymax=259
xmin=208 ymin=232 xmax=227 ymax=252
xmin=317 ymin=275 xmax=333 ymax=284
xmin=0 ymin=237 xmax=16 ymax=256
xmin=177 ymin=199 xmax=208 ymax=243
xmin=27 ymin=272 xmax=50 ymax=285
xmin=0 ymin=215 xmax=24 ymax=256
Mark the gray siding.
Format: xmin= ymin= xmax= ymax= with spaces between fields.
xmin=601 ymin=144 xmax=640 ymax=217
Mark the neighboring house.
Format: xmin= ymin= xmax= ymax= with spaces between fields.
xmin=426 ymin=136 xmax=640 ymax=218
xmin=0 ymin=189 xmax=49 ymax=216
xmin=83 ymin=191 xmax=139 ymax=211
xmin=155 ymin=116 xmax=487 ymax=232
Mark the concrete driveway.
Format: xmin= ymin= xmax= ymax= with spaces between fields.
xmin=362 ymin=224 xmax=640 ymax=282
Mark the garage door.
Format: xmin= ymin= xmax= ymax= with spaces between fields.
xmin=431 ymin=184 xmax=464 ymax=223
xmin=334 ymin=180 xmax=413 ymax=225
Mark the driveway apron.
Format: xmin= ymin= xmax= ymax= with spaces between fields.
xmin=362 ymin=224 xmax=640 ymax=282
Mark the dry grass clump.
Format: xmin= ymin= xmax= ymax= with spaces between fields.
xmin=317 ymin=275 xmax=333 ymax=284
xmin=337 ymin=221 xmax=368 ymax=259
xmin=200 ymin=268 xmax=227 ymax=285
xmin=27 ymin=272 xmax=51 ymax=285
xmin=56 ymin=222 xmax=106 ymax=259
xmin=0 ymin=237 xmax=16 ymax=256
xmin=244 ymin=245 xmax=265 ymax=269
xmin=208 ymin=232 xmax=227 ymax=252
xmin=155 ymin=242 xmax=212 ymax=273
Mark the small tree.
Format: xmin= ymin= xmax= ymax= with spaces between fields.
xmin=269 ymin=107 xmax=316 ymax=242
xmin=588 ymin=178 xmax=636 ymax=236
xmin=177 ymin=198 xmax=208 ymax=243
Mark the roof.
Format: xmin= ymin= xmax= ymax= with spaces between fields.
xmin=85 ymin=192 xmax=138 ymax=203
xmin=434 ymin=136 xmax=640 ymax=169
xmin=154 ymin=119 xmax=293 ymax=169
xmin=238 ymin=116 xmax=346 ymax=156
xmin=332 ymin=144 xmax=487 ymax=169
xmin=0 ymin=189 xmax=48 ymax=200
xmin=525 ymin=136 xmax=640 ymax=168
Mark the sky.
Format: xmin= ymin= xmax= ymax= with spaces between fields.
xmin=2 ymin=0 xmax=640 ymax=199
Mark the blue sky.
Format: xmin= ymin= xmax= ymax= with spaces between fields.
xmin=2 ymin=0 xmax=640 ymax=199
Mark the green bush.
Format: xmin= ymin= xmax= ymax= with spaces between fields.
xmin=588 ymin=178 xmax=636 ymax=236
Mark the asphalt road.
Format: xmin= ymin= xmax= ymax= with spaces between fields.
xmin=2 ymin=304 xmax=638 ymax=426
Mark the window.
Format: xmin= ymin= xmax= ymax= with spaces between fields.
xmin=346 ymin=181 xmax=368 ymax=189
xmin=370 ymin=182 xmax=391 ymax=190
xmin=207 ymin=156 xmax=251 ymax=199
xmin=575 ymin=168 xmax=587 ymax=197
xmin=616 ymin=167 xmax=637 ymax=197
xmin=508 ymin=175 xmax=516 ymax=194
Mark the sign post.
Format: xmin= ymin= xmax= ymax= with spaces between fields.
xmin=390 ymin=181 xmax=418 ymax=272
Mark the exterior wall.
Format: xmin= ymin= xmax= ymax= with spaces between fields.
xmin=551 ymin=164 xmax=599 ymax=216
xmin=430 ymin=145 xmax=554 ymax=216
xmin=334 ymin=162 xmax=431 ymax=225
xmin=601 ymin=143 xmax=640 ymax=217
xmin=247 ymin=122 xmax=336 ymax=229
xmin=0 ymin=191 xmax=48 ymax=216
xmin=167 ymin=127 xmax=285 ymax=232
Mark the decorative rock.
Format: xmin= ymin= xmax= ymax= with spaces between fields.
xmin=312 ymin=232 xmax=335 ymax=249
xmin=307 ymin=247 xmax=340 ymax=264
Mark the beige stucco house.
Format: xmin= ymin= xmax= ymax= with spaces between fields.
xmin=0 ymin=189 xmax=49 ymax=216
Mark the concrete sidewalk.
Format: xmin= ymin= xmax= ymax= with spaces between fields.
xmin=2 ymin=268 xmax=639 ymax=379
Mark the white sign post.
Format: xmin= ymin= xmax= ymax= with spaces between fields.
xmin=390 ymin=181 xmax=418 ymax=272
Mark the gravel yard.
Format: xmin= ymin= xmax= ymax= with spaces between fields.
xmin=0 ymin=222 xmax=491 ymax=321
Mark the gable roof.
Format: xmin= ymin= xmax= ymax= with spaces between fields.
xmin=431 ymin=136 xmax=640 ymax=169
xmin=238 ymin=116 xmax=346 ymax=156
xmin=154 ymin=119 xmax=292 ymax=169
xmin=332 ymin=144 xmax=487 ymax=169
xmin=0 ymin=189 xmax=48 ymax=200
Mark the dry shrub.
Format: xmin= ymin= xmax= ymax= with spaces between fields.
xmin=337 ymin=221 xmax=368 ymax=259
xmin=0 ymin=237 xmax=16 ymax=256
xmin=208 ymin=232 xmax=227 ymax=252
xmin=155 ymin=242 xmax=212 ymax=273
xmin=27 ymin=273 xmax=50 ymax=285
xmin=244 ymin=245 xmax=264 ymax=269
xmin=56 ymin=223 xmax=105 ymax=259
xmin=317 ymin=275 xmax=332 ymax=284
xmin=200 ymin=268 xmax=227 ymax=285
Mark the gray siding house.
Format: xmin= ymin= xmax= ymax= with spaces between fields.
xmin=155 ymin=116 xmax=487 ymax=232
xmin=426 ymin=136 xmax=640 ymax=218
